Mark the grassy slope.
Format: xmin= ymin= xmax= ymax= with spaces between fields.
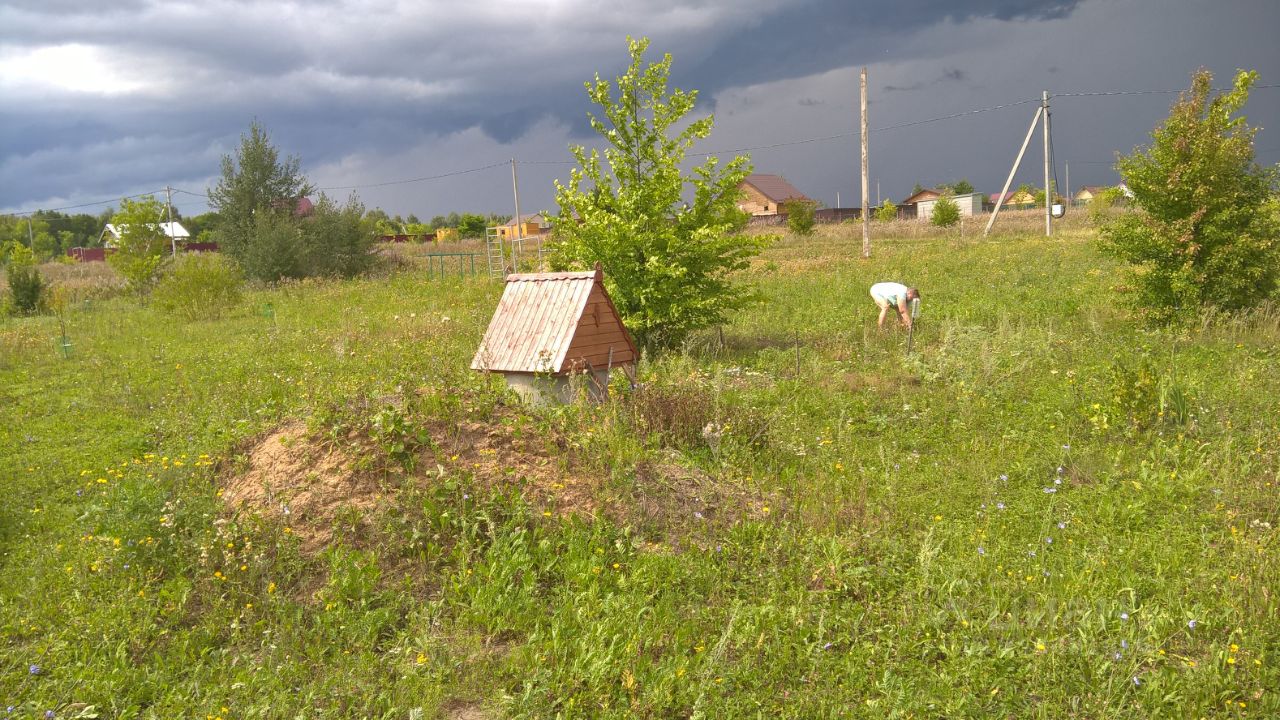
xmin=2 ymin=229 xmax=1277 ymax=718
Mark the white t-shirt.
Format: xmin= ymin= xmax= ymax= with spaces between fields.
xmin=870 ymin=282 xmax=909 ymax=306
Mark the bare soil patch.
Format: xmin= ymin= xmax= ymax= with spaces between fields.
xmin=220 ymin=401 xmax=781 ymax=554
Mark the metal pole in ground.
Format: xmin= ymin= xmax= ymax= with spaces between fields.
xmin=906 ymin=298 xmax=921 ymax=355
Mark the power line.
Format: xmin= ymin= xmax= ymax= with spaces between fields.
xmin=316 ymin=162 xmax=508 ymax=190
xmin=0 ymin=190 xmax=165 ymax=218
xmin=1053 ymin=83 xmax=1280 ymax=98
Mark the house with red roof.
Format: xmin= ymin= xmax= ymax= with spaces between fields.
xmin=737 ymin=174 xmax=811 ymax=216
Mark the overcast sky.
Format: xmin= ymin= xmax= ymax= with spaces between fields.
xmin=1 ymin=0 xmax=1277 ymax=219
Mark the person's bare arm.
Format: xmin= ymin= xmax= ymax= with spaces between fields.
xmin=898 ymin=299 xmax=912 ymax=329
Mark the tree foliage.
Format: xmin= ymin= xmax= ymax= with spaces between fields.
xmin=549 ymin=37 xmax=765 ymax=351
xmin=1100 ymin=69 xmax=1279 ymax=324
xmin=153 ymin=253 xmax=244 ymax=321
xmin=4 ymin=242 xmax=43 ymax=314
xmin=874 ymin=200 xmax=897 ymax=223
xmin=785 ymin=199 xmax=817 ymax=236
xmin=931 ymin=194 xmax=961 ymax=228
xmin=208 ymin=121 xmax=314 ymax=271
xmin=107 ymin=195 xmax=171 ymax=294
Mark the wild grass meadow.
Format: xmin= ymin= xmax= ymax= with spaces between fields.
xmin=2 ymin=217 xmax=1277 ymax=718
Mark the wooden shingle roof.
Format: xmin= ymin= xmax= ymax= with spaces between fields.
xmin=471 ymin=267 xmax=638 ymax=375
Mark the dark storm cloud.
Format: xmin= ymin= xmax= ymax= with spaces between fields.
xmin=0 ymin=0 xmax=1084 ymax=212
xmin=3 ymin=0 xmax=1277 ymax=217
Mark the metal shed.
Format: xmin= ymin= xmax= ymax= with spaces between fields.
xmin=471 ymin=266 xmax=638 ymax=404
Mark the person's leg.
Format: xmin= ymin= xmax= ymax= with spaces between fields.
xmin=875 ymin=300 xmax=891 ymax=328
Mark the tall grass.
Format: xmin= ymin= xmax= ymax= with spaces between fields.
xmin=1 ymin=227 xmax=1276 ymax=718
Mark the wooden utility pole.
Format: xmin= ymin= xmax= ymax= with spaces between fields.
xmin=984 ymin=105 xmax=1043 ymax=237
xmin=1065 ymin=162 xmax=1070 ymax=209
xmin=510 ymin=159 xmax=522 ymax=241
xmin=860 ymin=67 xmax=870 ymax=259
xmin=1042 ymin=90 xmax=1052 ymax=237
xmin=165 ymin=185 xmax=177 ymax=257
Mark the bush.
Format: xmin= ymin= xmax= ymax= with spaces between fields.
xmin=931 ymin=195 xmax=960 ymax=228
xmin=874 ymin=200 xmax=897 ymax=222
xmin=784 ymin=199 xmax=817 ymax=236
xmin=300 ymin=194 xmax=375 ymax=278
xmin=153 ymin=253 xmax=244 ymax=320
xmin=5 ymin=244 xmax=43 ymax=314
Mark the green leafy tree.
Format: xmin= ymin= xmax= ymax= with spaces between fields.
xmin=785 ymin=199 xmax=818 ymax=236
xmin=874 ymin=200 xmax=898 ymax=222
xmin=457 ymin=213 xmax=488 ymax=238
xmin=1100 ymin=69 xmax=1279 ymax=324
xmin=107 ymin=195 xmax=171 ymax=294
xmin=931 ymin=194 xmax=961 ymax=228
xmin=5 ymin=242 xmax=44 ymax=314
xmin=549 ymin=37 xmax=765 ymax=351
xmin=299 ymin=194 xmax=375 ymax=277
xmin=208 ymin=121 xmax=314 ymax=268
xmin=949 ymin=178 xmax=974 ymax=195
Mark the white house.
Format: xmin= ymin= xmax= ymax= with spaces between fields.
xmin=916 ymin=193 xmax=983 ymax=221
xmin=100 ymin=221 xmax=190 ymax=248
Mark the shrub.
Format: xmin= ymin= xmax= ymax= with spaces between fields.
xmin=106 ymin=196 xmax=172 ymax=295
xmin=299 ymin=194 xmax=376 ymax=278
xmin=784 ymin=199 xmax=817 ymax=236
xmin=5 ymin=243 xmax=43 ymax=314
xmin=1100 ymin=69 xmax=1279 ymax=324
xmin=153 ymin=253 xmax=244 ymax=320
xmin=931 ymin=195 xmax=960 ymax=228
xmin=874 ymin=200 xmax=897 ymax=223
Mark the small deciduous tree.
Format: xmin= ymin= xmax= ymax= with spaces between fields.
xmin=785 ymin=199 xmax=818 ymax=236
xmin=931 ymin=194 xmax=961 ymax=228
xmin=549 ymin=37 xmax=765 ymax=351
xmin=107 ymin=195 xmax=171 ymax=294
xmin=874 ymin=200 xmax=898 ymax=223
xmin=1100 ymin=69 xmax=1279 ymax=324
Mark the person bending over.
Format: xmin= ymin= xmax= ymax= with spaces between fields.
xmin=869 ymin=281 xmax=920 ymax=329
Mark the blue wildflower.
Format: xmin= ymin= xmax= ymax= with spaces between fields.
xmin=29 ymin=664 xmax=40 ymax=675
xmin=1120 ymin=612 xmax=1129 ymax=621
xmin=977 ymin=547 xmax=986 ymax=556
xmin=1188 ymin=620 xmax=1197 ymax=629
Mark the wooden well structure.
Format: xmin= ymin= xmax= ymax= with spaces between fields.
xmin=471 ymin=266 xmax=638 ymax=404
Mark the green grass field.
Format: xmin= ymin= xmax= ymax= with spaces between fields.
xmin=2 ymin=224 xmax=1277 ymax=718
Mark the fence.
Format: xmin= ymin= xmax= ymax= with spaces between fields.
xmin=421 ymin=252 xmax=485 ymax=280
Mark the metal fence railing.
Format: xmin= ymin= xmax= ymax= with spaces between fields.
xmin=422 ymin=252 xmax=485 ymax=280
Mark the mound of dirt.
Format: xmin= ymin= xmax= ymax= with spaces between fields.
xmin=220 ymin=404 xmax=782 ymax=554
xmin=221 ymin=421 xmax=390 ymax=553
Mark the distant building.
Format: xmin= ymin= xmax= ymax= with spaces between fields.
xmin=496 ymin=213 xmax=549 ymax=239
xmin=900 ymin=188 xmax=942 ymax=206
xmin=916 ymin=193 xmax=983 ymax=221
xmin=737 ymin=174 xmax=811 ymax=216
xmin=99 ymin=221 xmax=190 ymax=248
xmin=989 ymin=189 xmax=1038 ymax=208
xmin=1074 ymin=186 xmax=1106 ymax=203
